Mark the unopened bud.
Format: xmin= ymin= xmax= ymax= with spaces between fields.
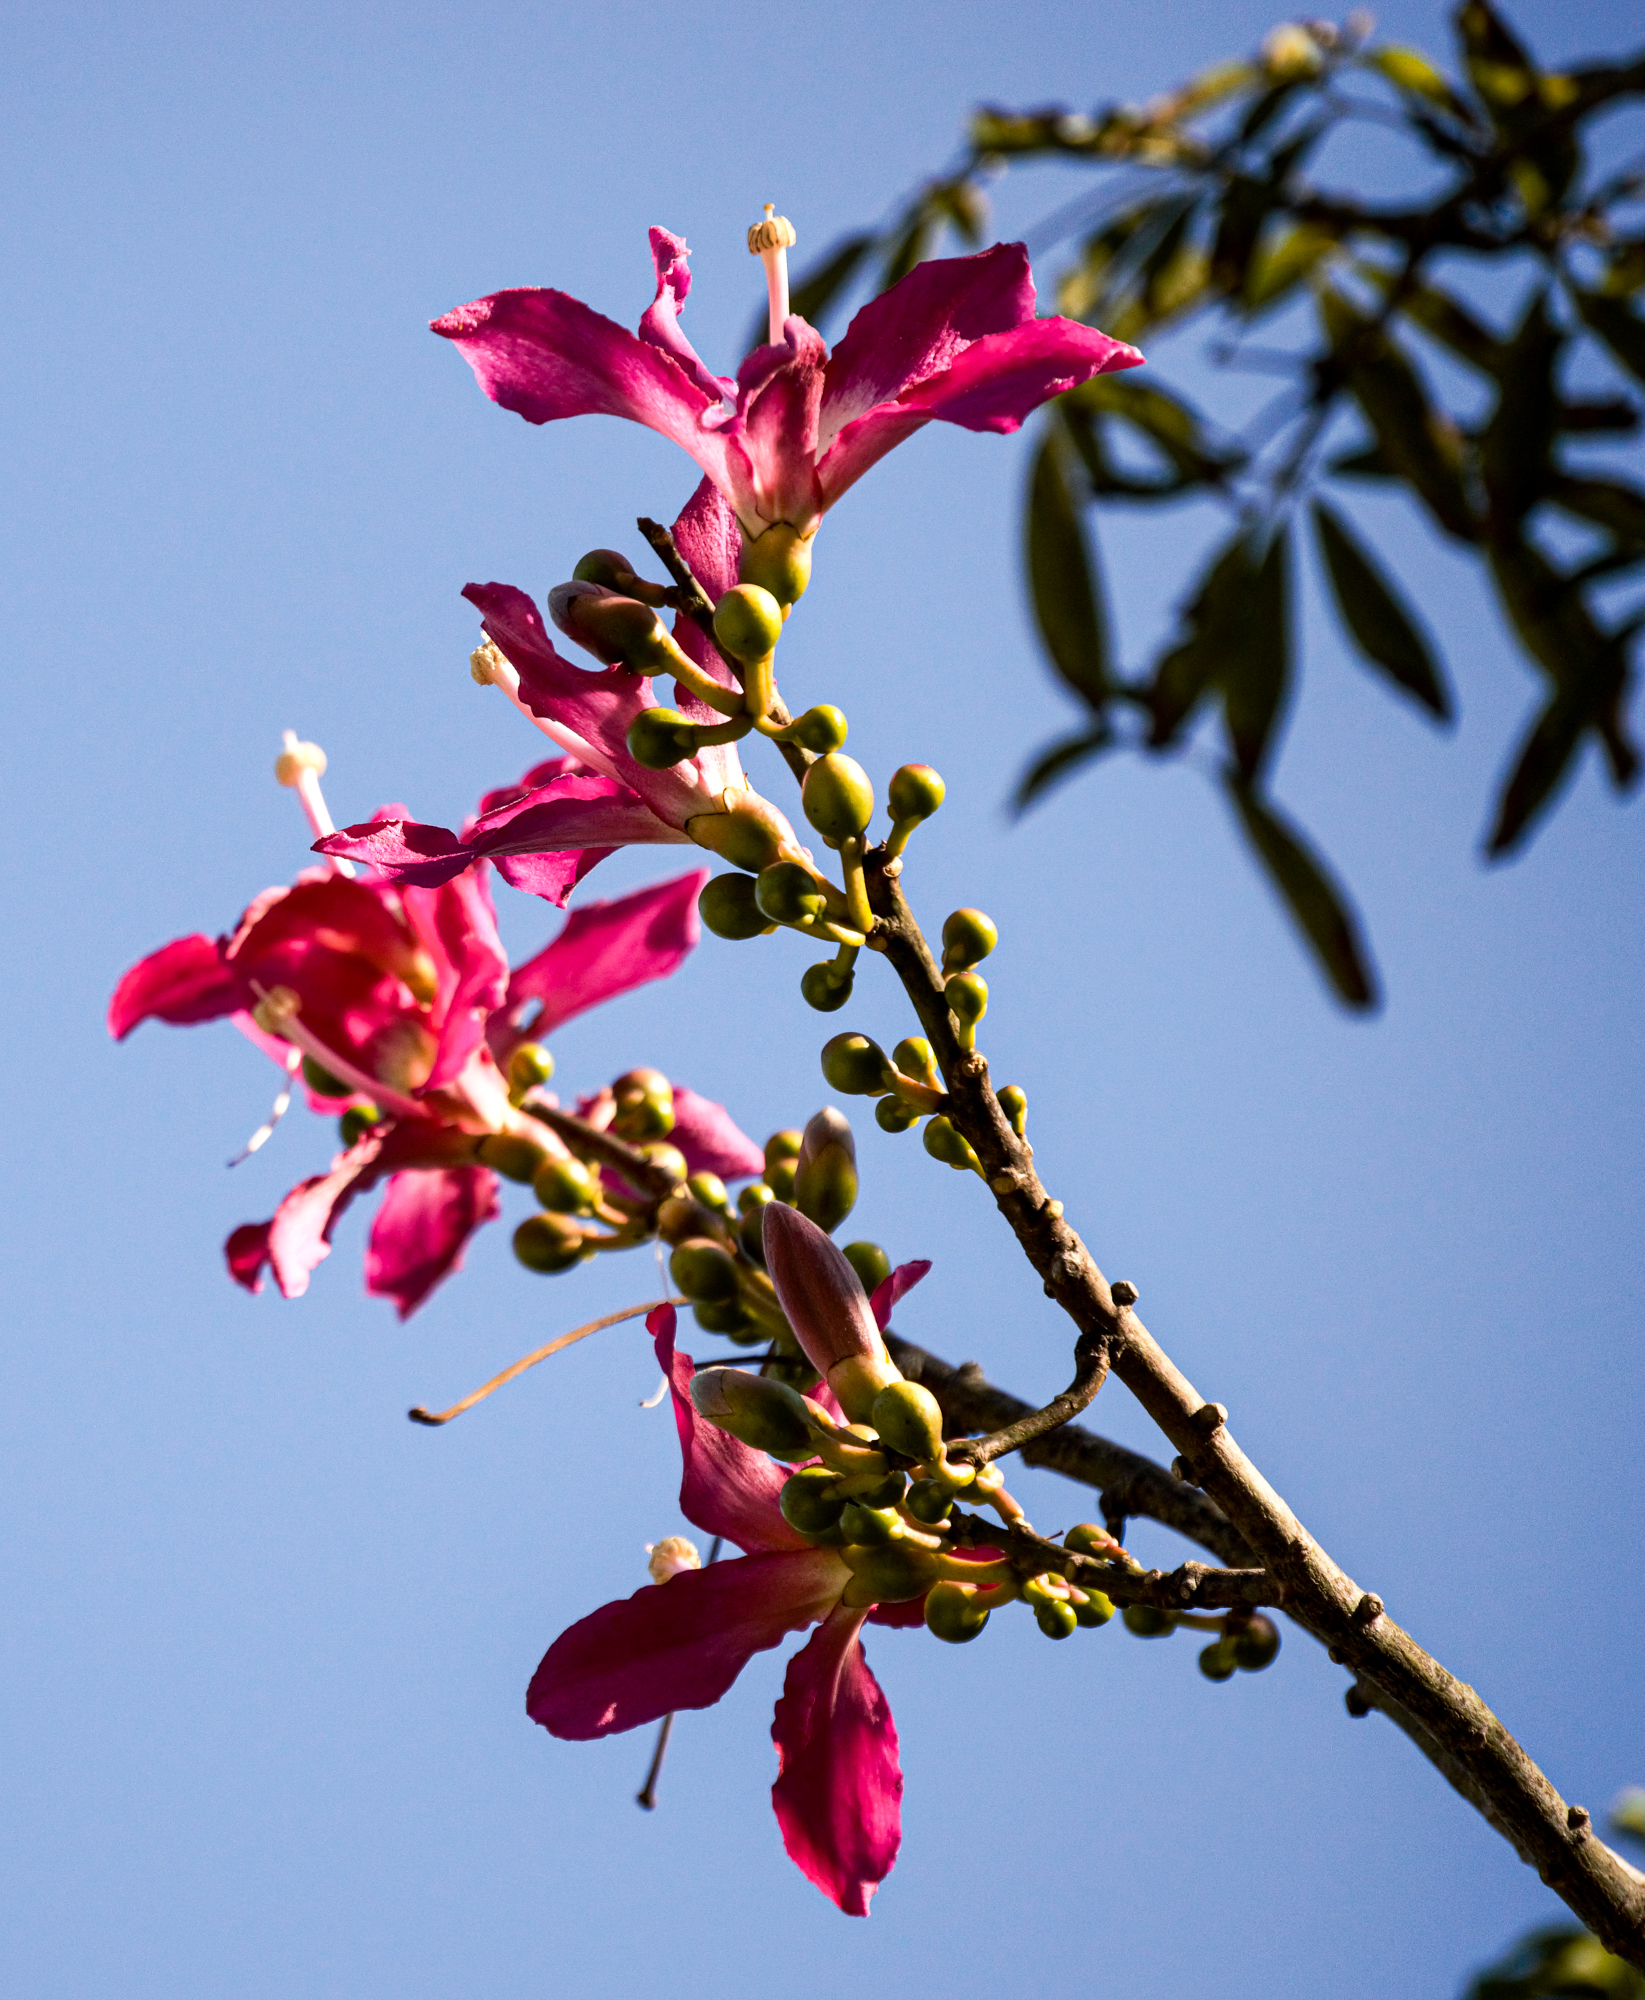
xmin=870 ymin=1379 xmax=946 ymax=1462
xmin=572 ymin=549 xmax=668 ymax=604
xmin=1230 ymin=1613 xmax=1281 ymax=1671
xmin=688 ymin=1367 xmax=816 ymax=1459
xmin=905 ymin=1479 xmax=954 ymax=1526
xmin=711 ymin=583 xmax=785 ymax=663
xmin=887 ymin=763 xmax=945 ymax=825
xmin=338 ymin=1104 xmax=380 ymax=1148
xmin=820 ymin=1032 xmax=894 ymax=1097
xmin=687 ymin=1172 xmax=729 ymax=1211
xmin=513 ymin=1213 xmax=586 ymax=1274
xmin=627 ymin=707 xmax=698 ymax=770
xmin=761 ymin=1201 xmax=901 ymax=1421
xmin=838 ymin=1500 xmax=902 ymax=1547
xmin=842 ymin=1241 xmax=890 ymax=1292
xmin=801 ymin=754 xmax=874 ymax=842
xmin=507 ymin=1042 xmax=555 ymax=1097
xmin=739 ymin=1181 xmax=776 ymax=1215
xmin=549 ymin=582 xmax=673 ymax=671
xmin=800 ymin=960 xmax=854 ymax=1012
xmin=693 ymin=1298 xmax=758 ymax=1339
xmin=945 ymin=970 xmax=988 ymax=1041
xmin=1063 ymin=1523 xmax=1113 ymax=1557
xmin=612 ymin=1068 xmax=674 ymax=1142
xmin=739 ymin=521 xmax=813 ymax=606
xmin=1122 ymin=1604 xmax=1175 ymax=1638
xmin=646 ymin=1535 xmax=701 ymax=1583
xmin=842 ymin=1541 xmax=942 ymax=1605
xmin=1260 ymin=22 xmax=1323 ymax=78
xmin=639 ymin=1141 xmax=688 ymax=1186
xmin=925 ymin=1579 xmax=992 ymax=1643
xmin=302 ymin=1054 xmax=352 ymax=1098
xmin=1199 ymin=1639 xmax=1238 ymax=1681
xmin=1073 ymin=1588 xmax=1116 ymax=1628
xmin=698 ymin=872 xmax=768 ymax=941
xmin=891 ymin=1037 xmax=941 ymax=1089
xmin=787 ymin=705 xmax=848 ymax=753
xmin=669 ymin=1237 xmax=740 ymax=1304
xmin=780 ymin=1466 xmax=847 ymax=1539
xmin=875 ymin=1096 xmax=922 ymax=1133
xmin=1035 ymin=1600 xmax=1078 ymax=1640
xmin=794 ymin=1108 xmax=858 ymax=1234
xmin=686 ymin=791 xmax=797 ymax=873
xmin=765 ymin=1130 xmax=802 ymax=1170
xmin=756 ymin=861 xmax=829 ymax=927
xmin=476 ymin=1133 xmax=548 ymax=1184
xmin=656 ymin=1193 xmax=715 ymax=1244
xmin=763 ymin=1159 xmax=797 ymax=1201
xmin=924 ymin=1115 xmax=982 ymax=1173
xmin=941 ymin=908 xmax=998 ymax=971
xmin=997 ymin=1084 xmax=1028 ymax=1137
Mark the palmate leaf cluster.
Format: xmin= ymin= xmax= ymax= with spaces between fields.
xmin=787 ymin=2 xmax=1645 ymax=1007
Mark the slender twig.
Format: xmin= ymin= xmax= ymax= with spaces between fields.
xmin=521 ymin=1102 xmax=681 ymax=1200
xmin=947 ymin=1326 xmax=1110 ymax=1467
xmin=944 ymin=1504 xmax=1278 ymax=1610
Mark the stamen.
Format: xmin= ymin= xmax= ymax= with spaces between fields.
xmin=747 ymin=203 xmax=797 ymax=346
xmin=636 ymin=1534 xmax=723 ymax=1810
xmin=275 ymin=731 xmax=355 ymax=877
xmin=246 ymin=980 xmax=426 ymax=1121
xmin=638 ymin=1374 xmax=670 ymax=1409
xmin=227 ymin=1047 xmax=302 ymax=1166
xmin=470 ymin=636 xmax=627 ymax=788
xmin=407 ymin=1298 xmax=683 ymax=1426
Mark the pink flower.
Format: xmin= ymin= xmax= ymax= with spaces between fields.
xmin=434 ymin=227 xmax=1141 ymax=543
xmin=527 ymin=1306 xmax=904 ymax=1915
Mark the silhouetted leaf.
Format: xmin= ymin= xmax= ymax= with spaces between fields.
xmin=1148 ymin=531 xmax=1254 ymax=745
xmin=1245 ymin=222 xmax=1337 ymax=311
xmin=1463 ymin=1923 xmax=1645 ymax=2000
xmin=1327 ymin=441 xmax=1401 ymax=481
xmin=1313 ymin=501 xmax=1452 ymax=719
xmin=1223 ymin=775 xmax=1379 ymax=1009
xmin=1548 ymin=476 xmax=1645 ymax=548
xmin=881 ymin=207 xmax=938 ymax=289
xmin=1012 ymin=728 xmax=1112 ymax=813
xmin=1237 ymin=81 xmax=1301 ymax=146
xmin=787 ymin=233 xmax=877 ymax=331
xmin=1486 ymin=688 xmax=1588 ymax=856
xmin=1218 ymin=527 xmax=1291 ymax=782
xmin=1481 ymin=291 xmax=1560 ymax=522
xmin=1369 ymin=45 xmax=1473 ymax=121
xmin=1025 ymin=420 xmax=1110 ymax=705
xmin=1573 ymin=289 xmax=1645 ymax=390
xmin=1070 ymin=373 xmax=1245 ymax=485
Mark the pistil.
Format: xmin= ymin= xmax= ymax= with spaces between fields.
xmin=747 ymin=204 xmax=797 ymax=347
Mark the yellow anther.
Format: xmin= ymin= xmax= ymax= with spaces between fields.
xmin=470 ymin=638 xmax=509 ymax=687
xmin=250 ymin=984 xmax=302 ymax=1034
xmin=749 ymin=204 xmax=798 ymax=346
xmin=645 ymin=1536 xmax=702 ymax=1584
xmin=747 ymin=203 xmax=796 ymax=255
xmin=274 ymin=733 xmax=327 ymax=786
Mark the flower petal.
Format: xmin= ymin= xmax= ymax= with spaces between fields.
xmin=669 ymin=1085 xmax=766 ymax=1181
xmin=651 ymin=1305 xmax=811 ymax=1554
xmin=225 ymin=1221 xmax=273 ymax=1294
xmin=400 ymin=868 xmax=509 ymax=1092
xmin=636 ymin=227 xmax=731 ymax=404
xmin=734 ymin=319 xmax=827 ymax=530
xmin=363 ymin=1166 xmax=501 ymax=1320
xmin=762 ymin=1202 xmax=886 ymax=1377
xmin=869 ymin=1259 xmax=932 ymax=1332
xmin=771 ymin=1605 xmax=902 ymax=1916
xmin=527 ymin=1547 xmax=845 ymax=1740
xmin=261 ymin=1133 xmax=385 ymax=1299
xmin=109 ymin=933 xmax=243 ymax=1039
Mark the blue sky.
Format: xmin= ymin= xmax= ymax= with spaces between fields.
xmin=5 ymin=3 xmax=1641 ymax=1994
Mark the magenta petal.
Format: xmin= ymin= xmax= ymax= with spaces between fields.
xmin=503 ymin=869 xmax=706 ymax=1042
xmin=364 ymin=1166 xmax=500 ymax=1320
xmin=668 ymin=476 xmax=743 ymax=739
xmin=315 ymin=818 xmax=474 ymax=887
xmin=651 ymin=1306 xmax=811 ymax=1554
xmin=770 ymin=1605 xmax=902 ymax=1916
xmin=636 ymin=228 xmax=729 ymax=403
xmin=494 ymin=848 xmax=611 ymax=904
xmin=527 ymin=1547 xmax=846 ymax=1740
xmin=735 ymin=319 xmax=827 ymax=530
xmin=869 ymin=1259 xmax=932 ymax=1332
xmin=109 ymin=933 xmax=243 ymax=1039
xmin=669 ymin=1085 xmax=767 ymax=1181
xmin=264 ymin=1135 xmax=383 ymax=1299
xmin=225 ymin=1221 xmax=272 ymax=1294
xmin=866 ymin=1596 xmax=929 ymax=1630
xmin=401 ymin=869 xmax=509 ymax=1092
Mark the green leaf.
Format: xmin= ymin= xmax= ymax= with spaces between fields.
xmin=1244 ymin=221 xmax=1337 ymax=312
xmin=786 ymin=233 xmax=877 ymax=331
xmin=1611 ymin=1788 xmax=1645 ymax=1850
xmin=1480 ymin=291 xmax=1560 ymax=523
xmin=880 ymin=206 xmax=938 ymax=289
xmin=1223 ymin=776 xmax=1380 ymax=1009
xmin=1369 ymin=44 xmax=1471 ymax=120
xmin=1548 ymin=476 xmax=1645 ymax=548
xmin=1070 ymin=373 xmax=1245 ymax=484
xmin=1312 ymin=501 xmax=1452 ymax=720
xmin=1572 ymin=289 xmax=1645 ymax=390
xmin=1218 ymin=527 xmax=1291 ymax=782
xmin=1147 ymin=531 xmax=1254 ymax=745
xmin=1487 ymin=688 xmax=1592 ymax=857
xmin=1012 ymin=728 xmax=1112 ymax=813
xmin=1025 ymin=419 xmax=1110 ymax=706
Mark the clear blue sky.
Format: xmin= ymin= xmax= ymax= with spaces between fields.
xmin=5 ymin=2 xmax=1641 ymax=1994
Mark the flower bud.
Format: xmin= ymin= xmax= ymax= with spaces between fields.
xmin=891 ymin=1037 xmax=941 ymax=1089
xmin=780 ymin=1466 xmax=847 ymax=1539
xmin=945 ymin=970 xmax=988 ymax=1035
xmin=687 ymin=1172 xmax=729 ymax=1211
xmin=763 ymin=1159 xmax=797 ymax=1202
xmin=764 ymin=1129 xmax=802 ymax=1170
xmin=905 ymin=1479 xmax=954 ymax=1526
xmin=627 ymin=707 xmax=698 ymax=770
xmin=338 ymin=1105 xmax=380 ymax=1148
xmin=875 ymin=1096 xmax=921 ymax=1133
xmin=612 ymin=1068 xmax=674 ymax=1142
xmin=820 ymin=1032 xmax=894 ymax=1097
xmin=572 ymin=549 xmax=667 ymax=604
xmin=646 ymin=1534 xmax=702 ymax=1583
xmin=692 ymin=1297 xmax=758 ymax=1339
xmin=842 ymin=1542 xmax=942 ymax=1605
xmin=1073 ymin=1589 xmax=1115 ymax=1628
xmin=887 ymin=763 xmax=945 ymax=825
xmin=738 ymin=1208 xmax=769 ymax=1264
xmin=838 ymin=1500 xmax=901 ymax=1546
xmin=997 ymin=1084 xmax=1027 ymax=1137
xmin=869 ymin=1380 xmax=946 ymax=1462
xmin=846 ymin=1467 xmax=907 ymax=1509
xmin=1229 ymin=1613 xmax=1281 ymax=1672
xmin=1122 ymin=1604 xmax=1175 ymax=1638
xmin=688 ymin=1367 xmax=816 ymax=1459
xmin=549 ymin=582 xmax=673 ymax=671
xmin=794 ymin=1108 xmax=857 ymax=1234
xmin=1035 ymin=1600 xmax=1078 ymax=1640
xmin=740 ymin=1180 xmax=777 ymax=1216
xmin=697 ymin=872 xmax=767 ymax=941
xmin=941 ymin=907 xmax=998 ymax=972
xmin=711 ymin=583 xmax=785 ymax=662
xmin=801 ymin=754 xmax=874 ymax=842
xmin=513 ymin=1213 xmax=585 ymax=1274
xmin=655 ymin=1193 xmax=717 ymax=1244
xmin=787 ymin=705 xmax=848 ymax=753
xmin=687 ymin=792 xmax=795 ymax=873
xmin=739 ymin=521 xmax=813 ymax=606
xmin=761 ymin=1200 xmax=901 ymax=1421
xmin=507 ymin=1041 xmax=555 ymax=1098
xmin=640 ymin=1141 xmax=688 ymax=1185
xmin=842 ymin=1241 xmax=890 ymax=1292
xmin=302 ymin=1054 xmax=352 ymax=1098
xmin=669 ymin=1237 xmax=740 ymax=1304
xmin=1199 ymin=1639 xmax=1238 ymax=1682
xmin=924 ymin=1580 xmax=991 ymax=1643
xmin=800 ymin=960 xmax=854 ymax=1012
xmin=923 ymin=1115 xmax=982 ymax=1173
xmin=476 ymin=1133 xmax=548 ymax=1183
xmin=1063 ymin=1523 xmax=1112 ymax=1557
xmin=755 ymin=861 xmax=829 ymax=927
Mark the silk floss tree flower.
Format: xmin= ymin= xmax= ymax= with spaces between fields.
xmin=111 ymin=737 xmax=759 ymax=1315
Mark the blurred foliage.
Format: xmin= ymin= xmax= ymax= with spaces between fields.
xmin=1462 ymin=1791 xmax=1645 ymax=1998
xmin=792 ymin=2 xmax=1645 ymax=1007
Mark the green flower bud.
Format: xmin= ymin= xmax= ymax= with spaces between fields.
xmin=842 ymin=1542 xmax=942 ymax=1604
xmin=507 ymin=1041 xmax=555 ymax=1098
xmin=612 ymin=1068 xmax=674 ymax=1142
xmin=689 ymin=1367 xmax=816 ymax=1459
xmin=820 ymin=1032 xmax=894 ymax=1097
xmin=338 ymin=1105 xmax=381 ymax=1148
xmin=924 ymin=1580 xmax=991 ymax=1643
xmin=531 ymin=1155 xmax=598 ymax=1214
xmin=687 ymin=1172 xmax=729 ymax=1212
xmin=887 ymin=763 xmax=945 ymax=824
xmin=800 ymin=960 xmax=854 ymax=1011
xmin=787 ymin=705 xmax=848 ymax=753
xmin=627 ymin=707 xmax=698 ymax=770
xmin=640 ymin=1142 xmax=688 ymax=1185
xmin=904 ymin=1479 xmax=954 ymax=1526
xmin=669 ymin=1237 xmax=740 ymax=1304
xmin=302 ymin=1054 xmax=352 ymax=1098
xmin=794 ymin=1107 xmax=857 ymax=1234
xmin=764 ymin=1129 xmax=802 ymax=1169
xmin=687 ymin=794 xmax=794 ymax=873
xmin=1074 ymin=1589 xmax=1116 ymax=1629
xmin=739 ymin=521 xmax=813 ymax=606
xmin=870 ymin=1380 xmax=946 ymax=1462
xmin=891 ymin=1037 xmax=941 ymax=1089
xmin=875 ymin=1096 xmax=922 ymax=1134
xmin=941 ymin=907 xmax=999 ymax=971
xmin=997 ymin=1084 xmax=1028 ymax=1137
xmin=549 ymin=582 xmax=673 ymax=669
xmin=755 ymin=860 xmax=829 ymax=927
xmin=801 ymin=753 xmax=874 ymax=842
xmin=846 ymin=1467 xmax=908 ymax=1509
xmin=923 ymin=1115 xmax=982 ymax=1172
xmin=570 ymin=548 xmax=647 ymax=593
xmin=780 ymin=1466 xmax=847 ymax=1538
xmin=1199 ymin=1640 xmax=1238 ymax=1682
xmin=655 ymin=1194 xmax=715 ymax=1244
xmin=737 ymin=1208 xmax=770 ymax=1264
xmin=698 ymin=872 xmax=768 ymax=941
xmin=692 ymin=1298 xmax=756 ymax=1338
xmin=763 ymin=1160 xmax=797 ymax=1202
xmin=711 ymin=582 xmax=785 ymax=662
xmin=946 ymin=970 xmax=989 ymax=1031
xmin=1063 ymin=1523 xmax=1112 ymax=1557
xmin=838 ymin=1500 xmax=901 ymax=1546
xmin=842 ymin=1241 xmax=890 ymax=1292
xmin=1035 ymin=1600 xmax=1079 ymax=1640
xmin=476 ymin=1133 xmax=548 ymax=1184
xmin=738 ymin=1181 xmax=775 ymax=1216
xmin=1229 ymin=1614 xmax=1281 ymax=1672
xmin=512 ymin=1213 xmax=586 ymax=1274
xmin=1122 ymin=1604 xmax=1176 ymax=1639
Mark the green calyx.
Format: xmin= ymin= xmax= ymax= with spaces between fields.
xmin=794 ymin=1108 xmax=858 ymax=1235
xmin=783 ymin=705 xmax=848 ymax=753
xmin=570 ymin=549 xmax=667 ymax=604
xmin=302 ymin=1054 xmax=353 ymax=1098
xmin=476 ymin=1133 xmax=548 ymax=1184
xmin=997 ymin=1084 xmax=1028 ymax=1138
xmin=531 ymin=1155 xmax=598 ymax=1215
xmin=507 ymin=1041 xmax=555 ymax=1100
xmin=764 ymin=1129 xmax=802 ymax=1170
xmin=739 ymin=521 xmax=814 ymax=607
xmin=887 ymin=763 xmax=945 ymax=825
xmin=923 ymin=1115 xmax=983 ymax=1174
xmin=821 ymin=1032 xmax=894 ymax=1097
xmin=842 ymin=1542 xmax=942 ymax=1605
xmin=941 ymin=907 xmax=998 ymax=972
xmin=627 ymin=708 xmax=698 ymax=770
xmin=945 ymin=970 xmax=988 ymax=1046
xmin=692 ymin=1297 xmax=758 ymax=1339
xmin=870 ymin=1380 xmax=947 ymax=1462
xmin=1062 ymin=1522 xmax=1112 ymax=1557
xmin=1199 ymin=1640 xmax=1238 ymax=1681
xmin=875 ymin=1096 xmax=922 ymax=1133
xmin=1035 ymin=1600 xmax=1079 ymax=1640
xmin=756 ymin=861 xmax=829 ymax=927
xmin=1073 ymin=1588 xmax=1116 ymax=1628
xmin=838 ymin=1500 xmax=901 ymax=1547
xmin=1122 ymin=1604 xmax=1176 ymax=1639
xmin=904 ymin=1479 xmax=954 ymax=1527
xmin=842 ymin=1241 xmax=890 ymax=1292
xmin=687 ymin=1172 xmax=729 ymax=1211
xmin=668 ymin=1237 xmax=740 ymax=1304
xmin=512 ymin=1213 xmax=586 ymax=1274
xmin=698 ymin=872 xmax=769 ymax=941
xmin=780 ymin=1466 xmax=847 ymax=1539
xmin=689 ymin=1366 xmax=817 ymax=1459
xmin=639 ymin=1141 xmax=689 ymax=1186
xmin=1228 ymin=1614 xmax=1281 ymax=1671
xmin=925 ymin=1580 xmax=992 ymax=1644
xmin=711 ymin=583 xmax=785 ymax=663
xmin=801 ymin=753 xmax=875 ymax=842
xmin=892 ymin=1037 xmax=941 ymax=1090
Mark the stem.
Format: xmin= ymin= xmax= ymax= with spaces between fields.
xmin=947 ymin=1326 xmax=1110 ymax=1468
xmin=862 ymin=846 xmax=1645 ymax=1964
